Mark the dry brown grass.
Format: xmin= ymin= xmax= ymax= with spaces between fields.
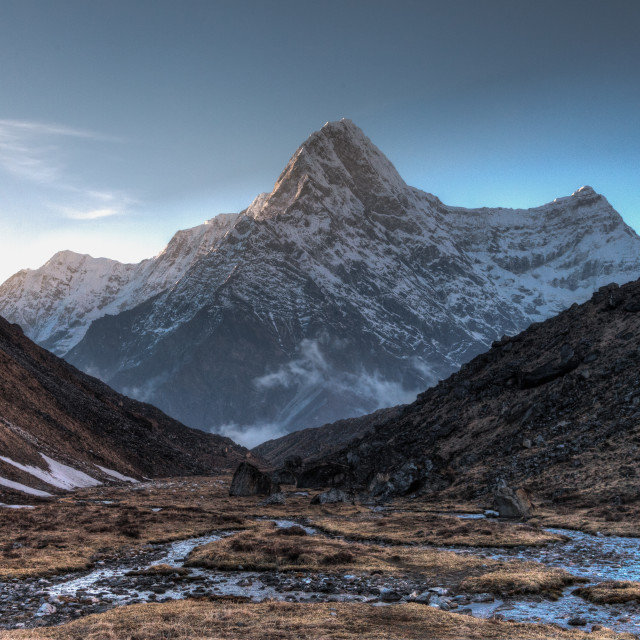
xmin=530 ymin=505 xmax=640 ymax=538
xmin=311 ymin=511 xmax=564 ymax=547
xmin=573 ymin=581 xmax=640 ymax=604
xmin=0 ymin=476 xmax=362 ymax=579
xmin=0 ymin=477 xmax=250 ymax=578
xmin=185 ymin=521 xmax=578 ymax=594
xmin=460 ymin=567 xmax=585 ymax=596
xmin=0 ymin=600 xmax=630 ymax=640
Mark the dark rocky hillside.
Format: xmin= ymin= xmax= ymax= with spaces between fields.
xmin=252 ymin=406 xmax=404 ymax=468
xmin=0 ymin=316 xmax=249 ymax=503
xmin=305 ymin=279 xmax=640 ymax=507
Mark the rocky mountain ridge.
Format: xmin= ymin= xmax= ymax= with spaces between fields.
xmin=2 ymin=119 xmax=640 ymax=441
xmin=0 ymin=214 xmax=239 ymax=355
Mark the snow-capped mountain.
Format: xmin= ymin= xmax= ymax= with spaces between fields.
xmin=2 ymin=120 xmax=640 ymax=444
xmin=0 ymin=214 xmax=238 ymax=355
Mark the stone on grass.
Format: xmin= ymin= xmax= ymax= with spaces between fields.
xmin=493 ymin=480 xmax=533 ymax=518
xmin=229 ymin=462 xmax=278 ymax=497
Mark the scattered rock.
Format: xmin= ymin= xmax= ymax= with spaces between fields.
xmin=568 ymin=616 xmax=587 ymax=626
xmin=35 ymin=603 xmax=56 ymax=617
xmin=259 ymin=492 xmax=286 ymax=506
xmin=311 ymin=488 xmax=349 ymax=505
xmin=413 ymin=591 xmax=432 ymax=604
xmin=380 ymin=587 xmax=402 ymax=602
xmin=472 ymin=593 xmax=494 ymax=602
xmin=429 ymin=595 xmax=451 ymax=610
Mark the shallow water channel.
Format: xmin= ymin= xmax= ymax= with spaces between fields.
xmin=2 ymin=516 xmax=640 ymax=634
xmin=458 ymin=525 xmax=640 ymax=634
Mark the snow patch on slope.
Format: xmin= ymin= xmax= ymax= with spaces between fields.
xmin=0 ymin=476 xmax=53 ymax=497
xmin=0 ymin=454 xmax=101 ymax=490
xmin=96 ymin=465 xmax=139 ymax=483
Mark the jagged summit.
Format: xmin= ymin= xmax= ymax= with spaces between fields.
xmin=572 ymin=185 xmax=597 ymax=197
xmin=246 ymin=119 xmax=409 ymax=221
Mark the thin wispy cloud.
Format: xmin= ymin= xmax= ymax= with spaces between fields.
xmin=0 ymin=119 xmax=121 ymax=142
xmin=63 ymin=208 xmax=120 ymax=221
xmin=0 ymin=118 xmax=133 ymax=218
xmin=53 ymin=190 xmax=136 ymax=221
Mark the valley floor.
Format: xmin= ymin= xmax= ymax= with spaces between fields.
xmin=0 ymin=478 xmax=639 ymax=639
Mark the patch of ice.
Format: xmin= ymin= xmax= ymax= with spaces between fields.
xmin=96 ymin=465 xmax=139 ymax=483
xmin=0 ymin=475 xmax=53 ymax=497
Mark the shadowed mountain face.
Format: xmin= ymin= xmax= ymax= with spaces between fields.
xmin=2 ymin=120 xmax=640 ymax=443
xmin=0 ymin=315 xmax=249 ymax=503
xmin=252 ymin=406 xmax=405 ymax=469
xmin=305 ymin=279 xmax=640 ymax=505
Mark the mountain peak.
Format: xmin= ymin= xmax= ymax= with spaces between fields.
xmin=249 ymin=119 xmax=409 ymax=220
xmin=318 ymin=117 xmax=360 ymax=137
xmin=571 ymin=185 xmax=599 ymax=198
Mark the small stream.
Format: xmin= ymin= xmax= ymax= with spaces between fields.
xmin=447 ymin=520 xmax=640 ymax=635
xmin=2 ymin=517 xmax=640 ymax=634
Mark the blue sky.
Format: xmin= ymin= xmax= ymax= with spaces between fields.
xmin=0 ymin=0 xmax=638 ymax=282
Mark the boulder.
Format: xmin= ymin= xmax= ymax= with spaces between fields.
xmin=229 ymin=462 xmax=278 ymax=497
xmin=380 ymin=587 xmax=402 ymax=602
xmin=493 ymin=480 xmax=533 ymax=518
xmin=310 ymin=488 xmax=349 ymax=505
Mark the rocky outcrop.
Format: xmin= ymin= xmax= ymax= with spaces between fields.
xmin=297 ymin=463 xmax=351 ymax=490
xmin=229 ymin=462 xmax=278 ymax=497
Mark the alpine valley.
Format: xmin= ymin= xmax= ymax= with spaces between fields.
xmin=1 ymin=120 xmax=639 ymax=444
